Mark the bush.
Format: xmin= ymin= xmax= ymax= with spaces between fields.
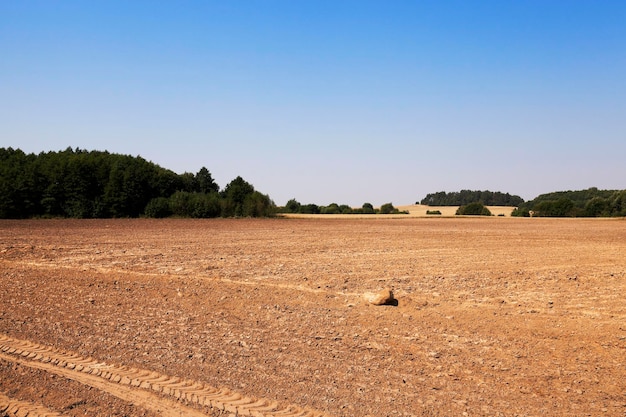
xmin=511 ymin=208 xmax=530 ymax=217
xmin=144 ymin=197 xmax=171 ymax=218
xmin=243 ymin=192 xmax=275 ymax=217
xmin=380 ymin=203 xmax=396 ymax=214
xmin=362 ymin=203 xmax=375 ymax=214
xmin=426 ymin=210 xmax=441 ymax=215
xmin=300 ymin=204 xmax=320 ymax=214
xmin=456 ymin=202 xmax=492 ymax=216
xmin=168 ymin=191 xmax=193 ymax=217
xmin=285 ymin=198 xmax=301 ymax=213
xmin=339 ymin=204 xmax=353 ymax=214
xmin=321 ymin=203 xmax=341 ymax=214
xmin=191 ymin=193 xmax=221 ymax=218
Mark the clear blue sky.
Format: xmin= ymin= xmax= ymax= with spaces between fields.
xmin=2 ymin=1 xmax=625 ymax=206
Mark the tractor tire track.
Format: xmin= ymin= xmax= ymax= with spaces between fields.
xmin=0 ymin=334 xmax=332 ymax=417
xmin=0 ymin=391 xmax=63 ymax=417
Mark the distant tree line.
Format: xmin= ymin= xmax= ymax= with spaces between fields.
xmin=511 ymin=188 xmax=626 ymax=217
xmin=420 ymin=190 xmax=524 ymax=207
xmin=0 ymin=147 xmax=274 ymax=218
xmin=421 ymin=188 xmax=626 ymax=217
xmin=278 ymin=200 xmax=407 ymax=215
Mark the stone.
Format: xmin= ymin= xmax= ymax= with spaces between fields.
xmin=364 ymin=289 xmax=395 ymax=306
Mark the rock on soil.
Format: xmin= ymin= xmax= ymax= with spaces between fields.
xmin=363 ymin=288 xmax=395 ymax=305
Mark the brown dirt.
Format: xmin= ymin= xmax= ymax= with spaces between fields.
xmin=0 ymin=217 xmax=625 ymax=416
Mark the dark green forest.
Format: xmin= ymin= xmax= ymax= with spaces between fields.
xmin=0 ymin=147 xmax=274 ymax=218
xmin=511 ymin=188 xmax=626 ymax=217
xmin=420 ymin=190 xmax=524 ymax=207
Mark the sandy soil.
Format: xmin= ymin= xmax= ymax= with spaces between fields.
xmin=0 ymin=217 xmax=625 ymax=416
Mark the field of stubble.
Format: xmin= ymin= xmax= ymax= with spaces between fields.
xmin=0 ymin=217 xmax=625 ymax=416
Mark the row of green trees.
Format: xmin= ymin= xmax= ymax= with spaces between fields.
xmin=420 ymin=190 xmax=524 ymax=207
xmin=512 ymin=188 xmax=626 ymax=217
xmin=421 ymin=187 xmax=626 ymax=217
xmin=3 ymin=148 xmax=623 ymax=219
xmin=279 ymin=200 xmax=407 ymax=215
xmin=0 ymin=147 xmax=274 ymax=218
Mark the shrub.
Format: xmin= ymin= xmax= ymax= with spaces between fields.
xmin=144 ymin=197 xmax=171 ymax=218
xmin=191 ymin=192 xmax=221 ymax=218
xmin=456 ymin=202 xmax=492 ymax=216
xmin=321 ymin=203 xmax=341 ymax=214
xmin=362 ymin=203 xmax=375 ymax=214
xmin=243 ymin=192 xmax=275 ymax=217
xmin=511 ymin=208 xmax=530 ymax=217
xmin=168 ymin=191 xmax=193 ymax=217
xmin=285 ymin=198 xmax=301 ymax=213
xmin=339 ymin=204 xmax=353 ymax=214
xmin=380 ymin=203 xmax=396 ymax=214
xmin=300 ymin=204 xmax=320 ymax=214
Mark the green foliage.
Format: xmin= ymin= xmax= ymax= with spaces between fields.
xmin=533 ymin=198 xmax=575 ymax=217
xmin=168 ymin=191 xmax=193 ymax=217
xmin=317 ymin=203 xmax=354 ymax=214
xmin=144 ymin=197 xmax=172 ymax=218
xmin=421 ymin=190 xmax=524 ymax=206
xmin=610 ymin=190 xmax=626 ymax=216
xmin=338 ymin=204 xmax=352 ymax=214
xmin=0 ymin=148 xmax=39 ymax=218
xmin=530 ymin=187 xmax=614 ymax=205
xmin=221 ymin=176 xmax=255 ymax=217
xmin=243 ymin=191 xmax=275 ymax=217
xmin=277 ymin=200 xmax=408 ymax=215
xmin=584 ymin=197 xmax=611 ymax=217
xmin=163 ymin=191 xmax=223 ymax=218
xmin=321 ymin=203 xmax=341 ymax=214
xmin=0 ymin=147 xmax=274 ymax=218
xmin=426 ymin=210 xmax=442 ymax=215
xmin=195 ymin=167 xmax=219 ymax=194
xmin=456 ymin=202 xmax=492 ymax=216
xmin=512 ymin=188 xmax=626 ymax=217
xmin=285 ymin=198 xmax=301 ymax=213
xmin=218 ymin=177 xmax=275 ymax=217
xmin=380 ymin=202 xmax=407 ymax=214
xmin=361 ymin=202 xmax=375 ymax=214
xmin=300 ymin=203 xmax=320 ymax=214
xmin=191 ymin=192 xmax=222 ymax=218
xmin=379 ymin=203 xmax=395 ymax=214
xmin=510 ymin=208 xmax=531 ymax=217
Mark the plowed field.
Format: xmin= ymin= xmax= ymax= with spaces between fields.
xmin=1 ymin=217 xmax=625 ymax=416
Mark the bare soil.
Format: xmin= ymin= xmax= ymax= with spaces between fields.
xmin=1 ymin=217 xmax=625 ymax=416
